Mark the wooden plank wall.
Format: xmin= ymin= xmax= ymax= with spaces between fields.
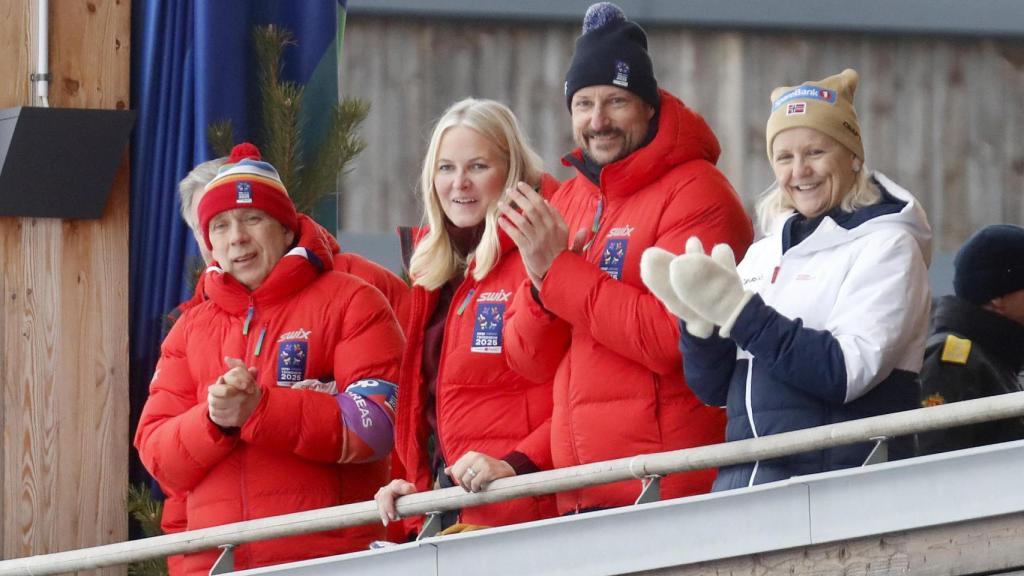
xmin=340 ymin=18 xmax=1024 ymax=253
xmin=0 ymin=0 xmax=129 ymax=571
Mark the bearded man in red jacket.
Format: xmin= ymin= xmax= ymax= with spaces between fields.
xmin=135 ymin=144 xmax=404 ymax=575
xmin=498 ymin=2 xmax=753 ymax=514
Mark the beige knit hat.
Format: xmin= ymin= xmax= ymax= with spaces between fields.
xmin=766 ymin=68 xmax=863 ymax=161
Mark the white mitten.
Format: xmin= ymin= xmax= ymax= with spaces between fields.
xmin=669 ymin=237 xmax=753 ymax=339
xmin=640 ymin=246 xmax=714 ymax=338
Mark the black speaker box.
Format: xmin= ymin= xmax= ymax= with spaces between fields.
xmin=0 ymin=106 xmax=135 ymax=219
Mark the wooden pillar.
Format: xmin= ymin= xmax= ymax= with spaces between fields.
xmin=0 ymin=1 xmax=130 ymax=573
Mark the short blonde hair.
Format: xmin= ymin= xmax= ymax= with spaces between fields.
xmin=755 ymin=163 xmax=880 ymax=235
xmin=409 ymin=98 xmax=544 ymax=290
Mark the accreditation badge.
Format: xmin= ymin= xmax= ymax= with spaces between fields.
xmin=276 ymin=340 xmax=308 ymax=386
xmin=471 ymin=303 xmax=504 ymax=354
xmin=599 ymin=238 xmax=628 ymax=280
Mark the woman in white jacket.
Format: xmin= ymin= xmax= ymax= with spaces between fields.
xmin=642 ymin=69 xmax=931 ymax=490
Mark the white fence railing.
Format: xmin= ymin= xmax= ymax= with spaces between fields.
xmin=2 ymin=392 xmax=1023 ymax=576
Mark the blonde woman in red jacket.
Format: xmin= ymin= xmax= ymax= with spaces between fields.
xmin=375 ymin=98 xmax=559 ymax=538
xmin=135 ymin=144 xmax=404 ymax=575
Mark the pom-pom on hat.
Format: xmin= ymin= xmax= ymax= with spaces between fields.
xmin=197 ymin=142 xmax=297 ymax=250
xmin=564 ymin=2 xmax=659 ymax=110
xmin=953 ymin=224 xmax=1024 ymax=305
xmin=766 ymin=68 xmax=864 ymax=162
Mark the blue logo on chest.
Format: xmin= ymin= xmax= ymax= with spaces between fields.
xmin=599 ymin=238 xmax=628 ymax=280
xmin=471 ymin=303 xmax=505 ymax=354
xmin=276 ymin=340 xmax=308 ymax=385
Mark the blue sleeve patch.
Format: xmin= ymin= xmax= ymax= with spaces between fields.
xmin=345 ymin=379 xmax=398 ymax=411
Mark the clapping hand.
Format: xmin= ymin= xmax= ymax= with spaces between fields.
xmin=640 ymin=246 xmax=714 ymax=338
xmin=207 ymin=356 xmax=262 ymax=428
xmin=669 ymin=237 xmax=753 ymax=338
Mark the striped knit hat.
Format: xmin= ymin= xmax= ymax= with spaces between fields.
xmin=197 ymin=142 xmax=297 ymax=250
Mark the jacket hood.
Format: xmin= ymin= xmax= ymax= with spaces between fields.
xmin=773 ymin=171 xmax=933 ymax=266
xmin=204 ymin=212 xmax=336 ymax=314
xmin=298 ymin=213 xmax=342 ymax=259
xmin=562 ymin=89 xmax=721 ymax=197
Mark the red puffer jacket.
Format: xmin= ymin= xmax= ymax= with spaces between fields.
xmin=304 ymin=214 xmax=411 ymax=329
xmin=135 ymin=221 xmax=404 ymax=575
xmin=504 ymin=90 xmax=753 ymax=513
xmin=394 ymin=175 xmax=560 ymax=535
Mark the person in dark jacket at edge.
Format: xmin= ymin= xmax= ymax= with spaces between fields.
xmin=643 ymin=68 xmax=932 ymax=491
xmin=498 ymin=2 xmax=753 ymax=514
xmin=919 ymin=224 xmax=1024 ymax=454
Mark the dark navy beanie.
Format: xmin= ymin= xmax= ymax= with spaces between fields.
xmin=564 ymin=3 xmax=660 ymax=110
xmin=953 ymin=224 xmax=1024 ymax=305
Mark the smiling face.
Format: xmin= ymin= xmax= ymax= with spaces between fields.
xmin=770 ymin=127 xmax=862 ymax=219
xmin=571 ymin=85 xmax=655 ymax=166
xmin=209 ymin=208 xmax=295 ymax=290
xmin=433 ymin=125 xmax=509 ymax=229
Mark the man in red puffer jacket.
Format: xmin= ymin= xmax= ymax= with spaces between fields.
xmin=135 ymin=143 xmax=404 ymax=575
xmin=499 ymin=3 xmax=753 ymax=514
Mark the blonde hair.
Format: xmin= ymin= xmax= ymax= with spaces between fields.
xmin=409 ymin=98 xmax=544 ymax=290
xmin=756 ymin=165 xmax=880 ymax=235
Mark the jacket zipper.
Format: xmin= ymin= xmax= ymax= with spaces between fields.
xmin=574 ymin=191 xmax=605 ymax=512
xmin=582 ymin=195 xmax=605 ymax=257
xmin=434 ymin=280 xmax=475 ymax=483
xmin=744 ymin=352 xmax=760 ymax=487
xmin=238 ymin=297 xmax=258 ymax=567
xmin=748 ymin=256 xmax=783 ymax=487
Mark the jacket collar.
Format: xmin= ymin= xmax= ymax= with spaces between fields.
xmin=204 ymin=214 xmax=335 ymax=316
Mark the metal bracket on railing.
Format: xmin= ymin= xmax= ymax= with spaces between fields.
xmin=416 ymin=512 xmax=443 ymax=541
xmin=635 ymin=475 xmax=662 ymax=505
xmin=208 ymin=544 xmax=235 ymax=575
xmin=862 ymin=435 xmax=889 ymax=466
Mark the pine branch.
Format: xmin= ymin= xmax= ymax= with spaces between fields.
xmin=126 ymin=483 xmax=169 ymax=576
xmin=207 ymin=121 xmax=235 ymax=158
xmin=206 ymin=23 xmax=369 ymax=219
xmin=253 ymin=25 xmax=304 ymax=192
xmin=295 ymin=97 xmax=370 ymax=214
xmin=126 ymin=483 xmax=164 ymax=538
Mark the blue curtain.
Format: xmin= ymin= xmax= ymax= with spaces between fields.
xmin=129 ymin=0 xmax=347 ymax=495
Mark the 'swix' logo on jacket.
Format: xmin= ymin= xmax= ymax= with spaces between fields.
xmin=599 ymin=224 xmax=634 ymax=280
xmin=477 ymin=289 xmax=512 ymax=303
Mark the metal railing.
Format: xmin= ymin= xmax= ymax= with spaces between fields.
xmin=2 ymin=391 xmax=1023 ymax=576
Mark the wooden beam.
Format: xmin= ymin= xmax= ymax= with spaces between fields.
xmin=0 ymin=0 xmax=130 ymax=573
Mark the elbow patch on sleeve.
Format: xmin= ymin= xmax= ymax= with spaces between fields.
xmin=335 ymin=379 xmax=397 ymax=463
